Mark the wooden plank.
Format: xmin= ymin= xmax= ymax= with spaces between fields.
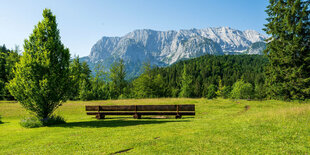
xmin=85 ymin=104 xmax=195 ymax=111
xmin=86 ymin=111 xmax=195 ymax=115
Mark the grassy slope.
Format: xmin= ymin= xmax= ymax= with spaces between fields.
xmin=0 ymin=98 xmax=309 ymax=154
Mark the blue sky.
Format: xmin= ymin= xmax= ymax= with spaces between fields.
xmin=0 ymin=0 xmax=269 ymax=57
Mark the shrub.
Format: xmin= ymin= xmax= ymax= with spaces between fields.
xmin=20 ymin=115 xmax=65 ymax=128
xmin=20 ymin=117 xmax=43 ymax=128
xmin=230 ymin=80 xmax=253 ymax=99
xmin=42 ymin=115 xmax=66 ymax=126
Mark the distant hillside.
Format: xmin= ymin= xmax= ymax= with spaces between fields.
xmin=149 ymin=54 xmax=268 ymax=97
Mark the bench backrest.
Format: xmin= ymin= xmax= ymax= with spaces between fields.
xmin=86 ymin=104 xmax=195 ymax=111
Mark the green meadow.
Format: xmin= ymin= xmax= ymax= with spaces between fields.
xmin=0 ymin=98 xmax=309 ymax=154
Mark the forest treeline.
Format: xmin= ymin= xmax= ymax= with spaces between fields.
xmin=69 ymin=55 xmax=269 ymax=100
xmin=149 ymin=55 xmax=268 ymax=99
xmin=0 ymin=46 xmax=269 ymax=101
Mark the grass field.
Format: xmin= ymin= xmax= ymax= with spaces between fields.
xmin=0 ymin=98 xmax=309 ymax=154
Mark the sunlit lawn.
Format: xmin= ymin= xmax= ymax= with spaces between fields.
xmin=0 ymin=98 xmax=309 ymax=154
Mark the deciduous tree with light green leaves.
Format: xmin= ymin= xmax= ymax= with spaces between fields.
xmin=230 ymin=80 xmax=253 ymax=99
xmin=7 ymin=9 xmax=70 ymax=120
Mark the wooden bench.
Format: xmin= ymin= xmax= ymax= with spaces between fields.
xmin=85 ymin=104 xmax=195 ymax=119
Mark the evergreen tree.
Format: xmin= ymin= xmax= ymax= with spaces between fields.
xmin=216 ymin=78 xmax=224 ymax=97
xmin=132 ymin=62 xmax=154 ymax=98
xmin=153 ymin=74 xmax=165 ymax=97
xmin=69 ymin=57 xmax=82 ymax=100
xmin=264 ymin=0 xmax=310 ymax=100
xmin=91 ymin=63 xmax=109 ymax=100
xmin=0 ymin=45 xmax=8 ymax=99
xmin=221 ymin=86 xmax=231 ymax=99
xmin=206 ymin=84 xmax=217 ymax=99
xmin=79 ymin=62 xmax=92 ymax=100
xmin=7 ymin=9 xmax=70 ymax=120
xmin=0 ymin=45 xmax=20 ymax=100
xmin=109 ymin=59 xmax=127 ymax=99
xmin=179 ymin=64 xmax=192 ymax=98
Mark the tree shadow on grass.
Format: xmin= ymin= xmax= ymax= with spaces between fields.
xmin=53 ymin=119 xmax=189 ymax=128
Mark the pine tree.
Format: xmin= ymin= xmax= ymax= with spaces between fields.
xmin=179 ymin=64 xmax=192 ymax=98
xmin=91 ymin=63 xmax=109 ymax=100
xmin=69 ymin=57 xmax=82 ymax=100
xmin=264 ymin=0 xmax=310 ymax=100
xmin=7 ymin=9 xmax=70 ymax=120
xmin=79 ymin=62 xmax=92 ymax=100
xmin=109 ymin=59 xmax=127 ymax=99
xmin=216 ymin=78 xmax=224 ymax=97
xmin=132 ymin=62 xmax=154 ymax=98
xmin=206 ymin=84 xmax=217 ymax=99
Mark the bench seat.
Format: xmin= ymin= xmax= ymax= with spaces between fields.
xmin=85 ymin=104 xmax=195 ymax=119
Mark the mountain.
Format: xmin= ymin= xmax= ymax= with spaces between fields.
xmin=244 ymin=41 xmax=266 ymax=55
xmin=82 ymin=27 xmax=266 ymax=78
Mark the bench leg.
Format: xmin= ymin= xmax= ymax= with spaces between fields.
xmin=96 ymin=114 xmax=105 ymax=119
xmin=133 ymin=114 xmax=141 ymax=119
xmin=175 ymin=115 xmax=182 ymax=119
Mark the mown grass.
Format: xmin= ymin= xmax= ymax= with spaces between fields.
xmin=0 ymin=98 xmax=309 ymax=154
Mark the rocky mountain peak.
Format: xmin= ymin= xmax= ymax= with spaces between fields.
xmin=85 ymin=27 xmax=266 ymax=78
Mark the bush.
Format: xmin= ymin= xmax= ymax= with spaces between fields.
xmin=20 ymin=117 xmax=43 ymax=128
xmin=230 ymin=80 xmax=253 ymax=99
xmin=20 ymin=115 xmax=65 ymax=128
xmin=42 ymin=115 xmax=66 ymax=126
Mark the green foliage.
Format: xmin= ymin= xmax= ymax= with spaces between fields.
xmin=0 ymin=45 xmax=20 ymax=100
xmin=179 ymin=64 xmax=193 ymax=98
xmin=264 ymin=0 xmax=310 ymax=100
xmin=7 ymin=9 xmax=70 ymax=119
xmin=78 ymin=62 xmax=92 ymax=100
xmin=20 ymin=117 xmax=43 ymax=128
xmin=216 ymin=78 xmax=223 ymax=97
xmin=230 ymin=80 xmax=253 ymax=99
xmin=132 ymin=62 xmax=165 ymax=98
xmin=109 ymin=59 xmax=127 ymax=99
xmin=69 ymin=57 xmax=82 ymax=100
xmin=254 ymin=83 xmax=266 ymax=99
xmin=221 ymin=86 xmax=231 ymax=99
xmin=20 ymin=115 xmax=65 ymax=128
xmin=90 ymin=63 xmax=109 ymax=100
xmin=150 ymin=55 xmax=267 ymax=98
xmin=206 ymin=84 xmax=217 ymax=99
xmin=41 ymin=115 xmax=66 ymax=126
xmin=79 ymin=79 xmax=92 ymax=101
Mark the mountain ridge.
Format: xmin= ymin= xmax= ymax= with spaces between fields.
xmin=83 ymin=27 xmax=267 ymax=78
